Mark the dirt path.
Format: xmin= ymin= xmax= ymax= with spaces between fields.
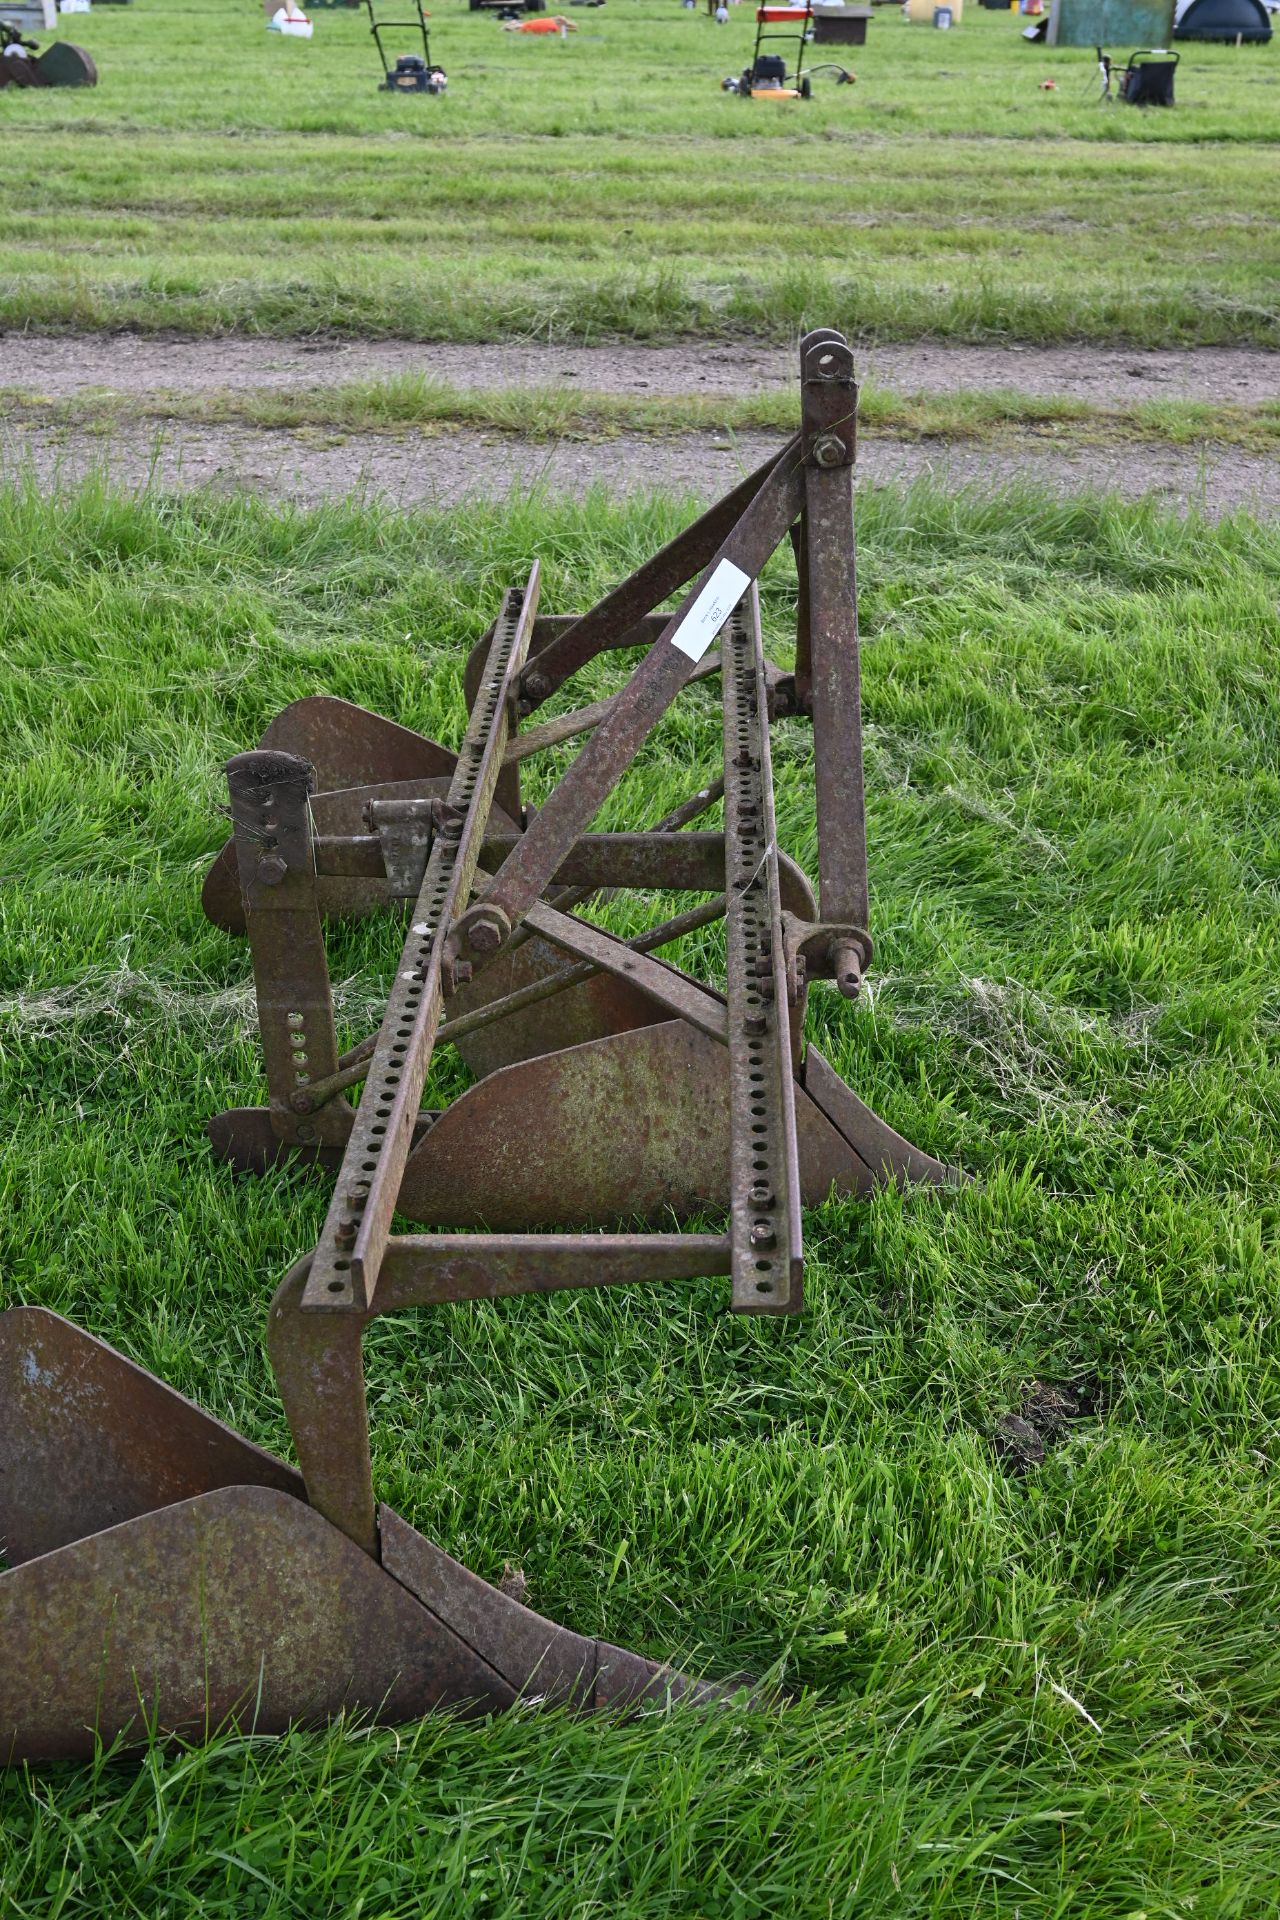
xmin=4 ymin=415 xmax=1274 ymax=517
xmin=5 ymin=332 xmax=1279 ymax=408
xmin=4 ymin=332 xmax=1275 ymax=515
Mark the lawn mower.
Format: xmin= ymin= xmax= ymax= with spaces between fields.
xmin=366 ymin=0 xmax=446 ymax=91
xmin=1 ymin=330 xmax=964 ymax=1763
xmin=722 ymin=3 xmax=854 ymax=95
xmin=1097 ymin=44 xmax=1178 ymax=103
xmin=0 ymin=17 xmax=96 ymax=85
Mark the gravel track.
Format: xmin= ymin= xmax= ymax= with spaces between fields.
xmin=4 ymin=332 xmax=1278 ymax=408
xmin=4 ymin=415 xmax=1275 ymax=517
xmin=3 ymin=332 xmax=1275 ymax=515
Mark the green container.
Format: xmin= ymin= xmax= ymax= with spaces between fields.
xmin=1046 ymin=0 xmax=1174 ymax=43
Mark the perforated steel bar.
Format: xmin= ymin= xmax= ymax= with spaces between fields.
xmin=448 ymin=450 xmax=805 ymax=974
xmin=302 ymin=567 xmax=540 ymax=1313
xmin=722 ymin=588 xmax=803 ymax=1315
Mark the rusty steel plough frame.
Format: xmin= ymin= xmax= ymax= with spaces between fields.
xmin=0 ymin=330 xmax=958 ymax=1764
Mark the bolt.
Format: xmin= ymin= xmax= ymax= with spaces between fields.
xmin=522 ymin=671 xmax=550 ymax=705
xmin=289 ymin=1089 xmax=314 ymax=1115
xmin=346 ymin=1184 xmax=369 ymax=1207
xmin=335 ymin=1220 xmax=357 ymax=1250
xmin=733 ymin=748 xmax=754 ymax=770
xmin=749 ymin=1181 xmax=775 ymax=1209
xmin=467 ymin=906 xmax=510 ymax=956
xmin=453 ymin=959 xmax=474 ymax=986
xmin=833 ymin=938 xmax=864 ymax=1001
xmin=743 ymin=1011 xmax=766 ymax=1037
xmin=295 ymin=1123 xmax=317 ymax=1145
xmin=257 ymin=854 xmax=288 ymax=886
xmin=749 ymin=1220 xmax=777 ymax=1250
xmin=811 ymin=432 xmax=847 ymax=469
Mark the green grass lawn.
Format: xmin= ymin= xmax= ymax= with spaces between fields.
xmin=1 ymin=473 xmax=1279 ymax=1913
xmin=1 ymin=0 xmax=1278 ymax=345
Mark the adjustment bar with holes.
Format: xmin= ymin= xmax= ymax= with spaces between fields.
xmin=723 ymin=588 xmax=803 ymax=1314
xmin=303 ymin=567 xmax=540 ymax=1312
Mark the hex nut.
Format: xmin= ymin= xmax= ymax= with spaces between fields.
xmin=467 ymin=907 xmax=510 ymax=956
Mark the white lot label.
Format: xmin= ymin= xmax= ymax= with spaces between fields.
xmin=669 ymin=559 xmax=752 ymax=662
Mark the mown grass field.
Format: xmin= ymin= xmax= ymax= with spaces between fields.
xmin=1 ymin=0 xmax=1278 ymax=344
xmin=1 ymin=475 xmax=1279 ymax=1914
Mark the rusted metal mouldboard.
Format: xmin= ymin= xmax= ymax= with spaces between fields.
xmin=0 ymin=1306 xmax=730 ymax=1764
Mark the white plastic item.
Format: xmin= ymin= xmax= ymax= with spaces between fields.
xmin=269 ymin=5 xmax=314 ymax=34
xmin=60 ymin=0 xmax=92 ymax=14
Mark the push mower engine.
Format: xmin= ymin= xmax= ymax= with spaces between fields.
xmin=0 ymin=19 xmax=96 ymax=86
xmin=381 ymin=50 xmax=446 ymax=89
